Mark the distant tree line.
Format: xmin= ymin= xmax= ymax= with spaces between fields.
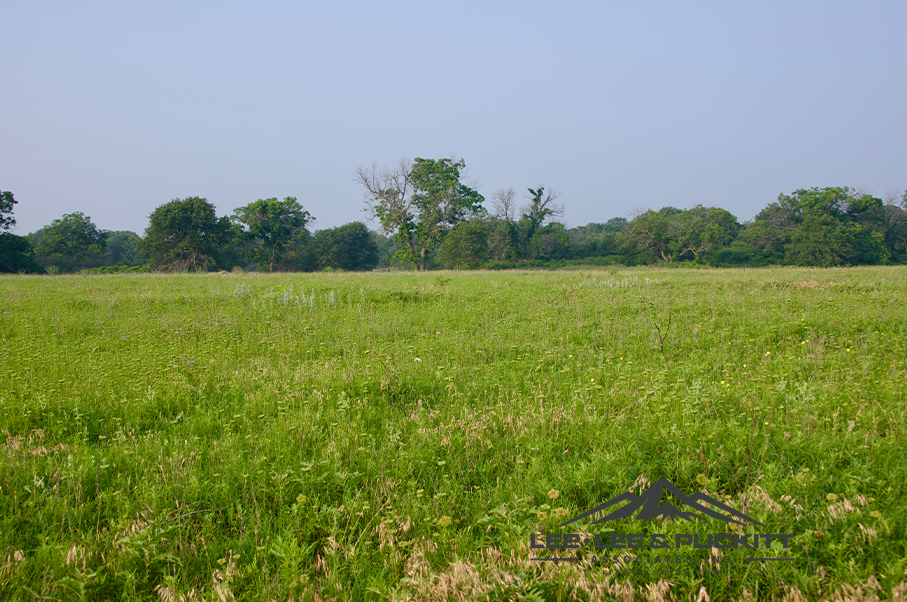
xmin=2 ymin=164 xmax=906 ymax=273
xmin=0 ymin=193 xmax=380 ymax=274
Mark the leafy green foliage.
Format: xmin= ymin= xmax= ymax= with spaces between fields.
xmin=141 ymin=197 xmax=238 ymax=272
xmin=0 ymin=190 xmax=17 ymax=232
xmin=528 ymin=222 xmax=571 ymax=261
xmin=882 ymin=200 xmax=907 ymax=263
xmin=33 ymin=212 xmax=108 ymax=260
xmin=569 ymin=218 xmax=628 ymax=259
xmin=624 ymin=206 xmax=742 ymax=263
xmin=486 ymin=217 xmax=518 ymax=262
xmin=522 ymin=187 xmax=559 ymax=235
xmin=278 ymin=227 xmax=316 ymax=272
xmin=514 ymin=187 xmax=564 ymax=259
xmin=29 ymin=212 xmax=109 ymax=272
xmin=232 ymin=197 xmax=313 ymax=272
xmin=104 ymin=231 xmax=145 ymax=267
xmin=12 ymin=184 xmax=907 ymax=273
xmin=0 ymin=233 xmax=40 ymax=273
xmin=749 ymin=188 xmax=890 ymax=266
xmin=359 ymin=157 xmax=485 ymax=270
xmin=0 ymin=191 xmax=40 ymax=273
xmin=437 ymin=219 xmax=489 ymax=269
xmin=311 ymin=221 xmax=378 ymax=271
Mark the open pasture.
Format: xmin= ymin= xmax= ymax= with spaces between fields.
xmin=1 ymin=267 xmax=905 ymax=600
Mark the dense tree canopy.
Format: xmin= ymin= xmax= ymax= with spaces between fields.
xmin=104 ymin=231 xmax=145 ymax=266
xmin=0 ymin=233 xmax=39 ymax=273
xmin=29 ymin=212 xmax=109 ymax=272
xmin=233 ymin=197 xmax=313 ymax=272
xmin=437 ymin=219 xmax=489 ymax=269
xmin=743 ymin=188 xmax=890 ymax=267
xmin=312 ymin=222 xmax=379 ymax=271
xmin=33 ymin=212 xmax=107 ymax=260
xmin=622 ymin=206 xmax=741 ymax=263
xmin=9 ymin=179 xmax=907 ymax=273
xmin=141 ymin=197 xmax=237 ymax=272
xmin=357 ymin=157 xmax=484 ymax=271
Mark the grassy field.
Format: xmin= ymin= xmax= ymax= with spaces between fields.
xmin=1 ymin=267 xmax=905 ymax=601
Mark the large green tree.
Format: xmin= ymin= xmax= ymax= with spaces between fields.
xmin=737 ymin=187 xmax=891 ymax=266
xmin=785 ymin=213 xmax=851 ymax=266
xmin=33 ymin=212 xmax=108 ymax=265
xmin=311 ymin=222 xmax=379 ymax=271
xmin=141 ymin=197 xmax=237 ymax=272
xmin=622 ymin=207 xmax=680 ymax=262
xmin=774 ymin=188 xmax=887 ymax=266
xmin=232 ymin=197 xmax=313 ymax=272
xmin=356 ymin=157 xmax=484 ymax=271
xmin=624 ymin=206 xmax=741 ymax=263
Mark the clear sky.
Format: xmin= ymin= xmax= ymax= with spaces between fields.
xmin=3 ymin=1 xmax=905 ymax=236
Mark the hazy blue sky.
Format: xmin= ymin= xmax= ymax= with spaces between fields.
xmin=3 ymin=1 xmax=905 ymax=236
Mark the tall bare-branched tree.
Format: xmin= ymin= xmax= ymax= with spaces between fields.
xmin=491 ymin=187 xmax=517 ymax=221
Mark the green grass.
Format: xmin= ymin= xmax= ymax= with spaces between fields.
xmin=1 ymin=267 xmax=905 ymax=601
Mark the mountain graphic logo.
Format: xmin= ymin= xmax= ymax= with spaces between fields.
xmin=559 ymin=478 xmax=764 ymax=528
